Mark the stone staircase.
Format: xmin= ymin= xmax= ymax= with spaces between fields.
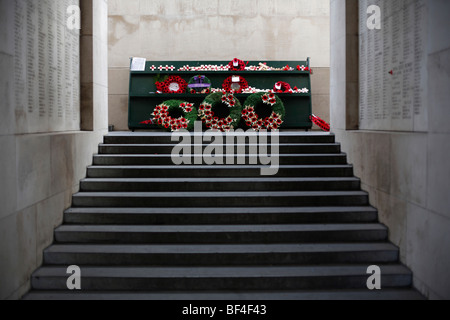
xmin=24 ymin=132 xmax=423 ymax=300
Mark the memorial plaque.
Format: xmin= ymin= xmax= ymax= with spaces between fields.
xmin=359 ymin=0 xmax=428 ymax=132
xmin=38 ymin=1 xmax=48 ymax=118
xmin=14 ymin=0 xmax=26 ymax=114
xmin=13 ymin=0 xmax=80 ymax=133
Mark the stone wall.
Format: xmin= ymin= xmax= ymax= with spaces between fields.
xmin=0 ymin=0 xmax=109 ymax=300
xmin=330 ymin=0 xmax=450 ymax=299
xmin=107 ymin=0 xmax=331 ymax=131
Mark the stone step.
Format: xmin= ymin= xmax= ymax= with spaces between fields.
xmin=23 ymin=289 xmax=425 ymax=300
xmin=86 ymin=165 xmax=354 ymax=178
xmin=98 ymin=143 xmax=341 ymax=155
xmin=104 ymin=132 xmax=336 ymax=145
xmin=25 ymin=131 xmax=423 ymax=299
xmin=43 ymin=243 xmax=399 ymax=266
xmin=63 ymin=207 xmax=380 ymax=225
xmin=54 ymin=224 xmax=388 ymax=244
xmin=80 ymin=177 xmax=361 ymax=192
xmin=72 ymin=191 xmax=369 ymax=208
xmin=31 ymin=265 xmax=412 ymax=291
xmin=93 ymin=153 xmax=349 ymax=166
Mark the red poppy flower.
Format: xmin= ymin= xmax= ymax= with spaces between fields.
xmin=185 ymin=107 xmax=192 ymax=113
xmin=164 ymin=123 xmax=170 ymax=129
xmin=199 ymin=105 xmax=205 ymax=111
xmin=269 ymin=93 xmax=275 ymax=99
xmin=246 ymin=121 xmax=252 ymax=127
xmin=269 ymin=99 xmax=276 ymax=105
xmin=248 ymin=107 xmax=254 ymax=113
xmin=242 ymin=109 xmax=248 ymax=115
xmin=276 ymin=119 xmax=282 ymax=125
xmin=262 ymin=95 xmax=269 ymax=102
xmin=183 ymin=123 xmax=188 ymax=129
xmin=206 ymin=123 xmax=211 ymax=128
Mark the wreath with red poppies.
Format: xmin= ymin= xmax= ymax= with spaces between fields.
xmin=273 ymin=81 xmax=292 ymax=93
xmin=151 ymin=100 xmax=197 ymax=132
xmin=242 ymin=93 xmax=285 ymax=131
xmin=310 ymin=114 xmax=331 ymax=132
xmin=156 ymin=75 xmax=188 ymax=94
xmin=198 ymin=92 xmax=243 ymax=132
xmin=222 ymin=76 xmax=249 ymax=94
xmin=228 ymin=58 xmax=247 ymax=71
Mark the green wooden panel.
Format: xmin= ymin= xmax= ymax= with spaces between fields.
xmin=128 ymin=60 xmax=312 ymax=131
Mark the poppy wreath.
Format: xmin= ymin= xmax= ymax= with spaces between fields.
xmin=151 ymin=100 xmax=197 ymax=132
xmin=198 ymin=92 xmax=243 ymax=132
xmin=222 ymin=76 xmax=249 ymax=94
xmin=310 ymin=114 xmax=331 ymax=132
xmin=156 ymin=75 xmax=188 ymax=94
xmin=242 ymin=92 xmax=285 ymax=131
xmin=228 ymin=58 xmax=247 ymax=71
xmin=273 ymin=81 xmax=292 ymax=93
xmin=188 ymin=75 xmax=212 ymax=94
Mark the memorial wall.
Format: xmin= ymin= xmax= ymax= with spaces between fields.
xmin=12 ymin=0 xmax=80 ymax=134
xmin=359 ymin=0 xmax=428 ymax=132
xmin=331 ymin=0 xmax=450 ymax=299
xmin=0 ymin=0 xmax=111 ymax=300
